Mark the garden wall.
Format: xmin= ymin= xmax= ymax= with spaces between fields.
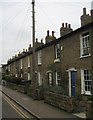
xmin=44 ymin=92 xmax=87 ymax=113
xmin=44 ymin=92 xmax=73 ymax=112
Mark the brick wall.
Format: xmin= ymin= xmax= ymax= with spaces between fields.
xmin=44 ymin=92 xmax=73 ymax=112
xmin=44 ymin=91 xmax=87 ymax=113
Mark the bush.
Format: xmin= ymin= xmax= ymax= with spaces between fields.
xmin=38 ymin=84 xmax=49 ymax=92
xmin=3 ymin=74 xmax=23 ymax=85
xmin=10 ymin=77 xmax=23 ymax=85
xmin=48 ymin=86 xmax=65 ymax=95
xmin=3 ymin=75 xmax=11 ymax=82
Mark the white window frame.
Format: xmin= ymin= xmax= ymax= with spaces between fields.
xmin=28 ymin=73 xmax=30 ymax=80
xmin=21 ymin=73 xmax=23 ymax=78
xmin=80 ymin=32 xmax=90 ymax=58
xmin=56 ymin=72 xmax=61 ymax=86
xmin=55 ymin=44 xmax=60 ymax=60
xmin=27 ymin=56 xmax=30 ymax=67
xmin=20 ymin=59 xmax=23 ymax=69
xmin=38 ymin=50 xmax=42 ymax=65
xmin=15 ymin=73 xmax=17 ymax=77
xmin=48 ymin=72 xmax=53 ymax=86
xmin=38 ymin=72 xmax=42 ymax=86
xmin=8 ymin=65 xmax=10 ymax=72
xmin=81 ymin=69 xmax=92 ymax=95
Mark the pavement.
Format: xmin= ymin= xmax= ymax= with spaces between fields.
xmin=1 ymin=85 xmax=86 ymax=119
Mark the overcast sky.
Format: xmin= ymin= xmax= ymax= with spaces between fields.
xmin=0 ymin=0 xmax=92 ymax=65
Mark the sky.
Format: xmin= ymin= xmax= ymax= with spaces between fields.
xmin=0 ymin=0 xmax=92 ymax=65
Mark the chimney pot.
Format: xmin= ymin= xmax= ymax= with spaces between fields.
xmin=68 ymin=24 xmax=71 ymax=28
xmin=29 ymin=44 xmax=31 ymax=47
xmin=26 ymin=49 xmax=27 ymax=52
xmin=62 ymin=23 xmax=64 ymax=27
xmin=65 ymin=23 xmax=68 ymax=28
xmin=36 ymin=38 xmax=38 ymax=42
xmin=28 ymin=44 xmax=31 ymax=51
xmin=47 ymin=30 xmax=49 ymax=36
xmin=52 ymin=31 xmax=54 ymax=37
xmin=83 ymin=8 xmax=86 ymax=15
xmin=41 ymin=39 xmax=43 ymax=43
xmin=23 ymin=49 xmax=25 ymax=52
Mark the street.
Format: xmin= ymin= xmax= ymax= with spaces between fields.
xmin=0 ymin=91 xmax=33 ymax=119
xmin=2 ymin=97 xmax=23 ymax=119
xmin=0 ymin=91 xmax=2 ymax=120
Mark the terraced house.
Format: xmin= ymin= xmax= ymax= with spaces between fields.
xmin=2 ymin=8 xmax=93 ymax=97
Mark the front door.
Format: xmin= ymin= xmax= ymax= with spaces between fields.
xmin=71 ymin=71 xmax=76 ymax=96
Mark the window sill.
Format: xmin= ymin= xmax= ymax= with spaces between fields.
xmin=80 ymin=54 xmax=91 ymax=59
xmin=81 ymin=92 xmax=92 ymax=96
xmin=54 ymin=58 xmax=60 ymax=63
xmin=28 ymin=66 xmax=30 ymax=68
xmin=38 ymin=63 xmax=42 ymax=66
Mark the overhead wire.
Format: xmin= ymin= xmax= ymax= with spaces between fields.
xmin=2 ymin=0 xmax=31 ymax=56
xmin=35 ymin=0 xmax=59 ymax=37
xmin=35 ymin=1 xmax=91 ymax=38
xmin=13 ymin=4 xmax=31 ymax=53
xmin=1 ymin=0 xmax=29 ymax=28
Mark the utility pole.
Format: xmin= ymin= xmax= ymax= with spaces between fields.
xmin=32 ymin=0 xmax=36 ymax=88
xmin=90 ymin=2 xmax=93 ymax=119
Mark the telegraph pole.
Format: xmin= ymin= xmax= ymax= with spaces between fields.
xmin=32 ymin=0 xmax=36 ymax=88
xmin=90 ymin=2 xmax=93 ymax=119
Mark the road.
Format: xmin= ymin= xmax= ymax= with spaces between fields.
xmin=0 ymin=91 xmax=33 ymax=119
xmin=0 ymin=91 xmax=2 ymax=120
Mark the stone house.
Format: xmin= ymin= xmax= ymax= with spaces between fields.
xmin=2 ymin=8 xmax=93 ymax=97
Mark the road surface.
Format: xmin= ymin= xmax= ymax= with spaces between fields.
xmin=0 ymin=91 xmax=33 ymax=119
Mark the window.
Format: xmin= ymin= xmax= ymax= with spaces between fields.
xmin=38 ymin=72 xmax=42 ymax=86
xmin=15 ymin=74 xmax=17 ymax=77
xmin=21 ymin=73 xmax=23 ymax=78
xmin=8 ymin=65 xmax=10 ymax=72
xmin=28 ymin=56 xmax=30 ymax=67
xmin=28 ymin=73 xmax=30 ymax=80
xmin=38 ymin=50 xmax=42 ymax=65
xmin=81 ymin=69 xmax=92 ymax=95
xmin=80 ymin=32 xmax=90 ymax=57
xmin=20 ymin=59 xmax=23 ymax=69
xmin=55 ymin=44 xmax=60 ymax=59
xmin=56 ymin=72 xmax=61 ymax=86
xmin=48 ymin=73 xmax=53 ymax=86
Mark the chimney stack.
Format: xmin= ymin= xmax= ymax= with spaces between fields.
xmin=45 ymin=30 xmax=56 ymax=44
xmin=83 ymin=8 xmax=86 ymax=15
xmin=60 ymin=22 xmax=73 ymax=37
xmin=81 ymin=8 xmax=91 ymax=26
